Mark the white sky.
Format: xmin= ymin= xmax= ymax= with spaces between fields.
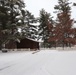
xmin=24 ymin=0 xmax=76 ymax=26
xmin=25 ymin=0 xmax=58 ymax=17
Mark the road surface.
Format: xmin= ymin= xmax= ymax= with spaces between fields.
xmin=0 ymin=50 xmax=76 ymax=75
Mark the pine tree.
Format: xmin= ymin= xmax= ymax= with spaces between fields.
xmin=39 ymin=9 xmax=53 ymax=48
xmin=0 ymin=0 xmax=26 ymax=49
xmin=54 ymin=0 xmax=74 ymax=47
xmin=21 ymin=10 xmax=38 ymax=40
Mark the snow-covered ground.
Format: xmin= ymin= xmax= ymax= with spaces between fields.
xmin=0 ymin=49 xmax=76 ymax=75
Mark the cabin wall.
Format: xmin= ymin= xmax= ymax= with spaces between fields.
xmin=17 ymin=38 xmax=39 ymax=50
xmin=5 ymin=38 xmax=39 ymax=50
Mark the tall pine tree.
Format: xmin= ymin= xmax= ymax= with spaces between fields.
xmin=0 ymin=0 xmax=26 ymax=49
xmin=21 ymin=10 xmax=38 ymax=40
xmin=54 ymin=0 xmax=74 ymax=47
xmin=39 ymin=9 xmax=53 ymax=48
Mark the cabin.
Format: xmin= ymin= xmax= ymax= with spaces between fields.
xmin=5 ymin=38 xmax=39 ymax=50
xmin=17 ymin=38 xmax=39 ymax=50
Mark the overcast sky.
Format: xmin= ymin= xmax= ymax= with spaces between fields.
xmin=24 ymin=0 xmax=58 ymax=17
xmin=24 ymin=0 xmax=76 ymax=26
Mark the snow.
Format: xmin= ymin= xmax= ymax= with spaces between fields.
xmin=0 ymin=50 xmax=76 ymax=75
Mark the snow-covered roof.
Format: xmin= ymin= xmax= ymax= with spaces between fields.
xmin=25 ymin=37 xmax=42 ymax=42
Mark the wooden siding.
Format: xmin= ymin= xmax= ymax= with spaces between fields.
xmin=17 ymin=38 xmax=39 ymax=50
xmin=5 ymin=38 xmax=39 ymax=50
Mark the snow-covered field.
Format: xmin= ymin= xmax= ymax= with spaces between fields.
xmin=0 ymin=49 xmax=76 ymax=75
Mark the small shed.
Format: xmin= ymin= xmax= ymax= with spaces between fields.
xmin=17 ymin=38 xmax=39 ymax=50
xmin=5 ymin=38 xmax=39 ymax=50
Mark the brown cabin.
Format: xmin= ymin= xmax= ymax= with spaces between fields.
xmin=5 ymin=38 xmax=39 ymax=50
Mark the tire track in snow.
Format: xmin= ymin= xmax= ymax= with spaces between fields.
xmin=0 ymin=65 xmax=12 ymax=71
xmin=0 ymin=52 xmax=31 ymax=71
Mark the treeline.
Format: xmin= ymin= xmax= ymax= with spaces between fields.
xmin=39 ymin=0 xmax=76 ymax=48
xmin=0 ymin=0 xmax=76 ymax=49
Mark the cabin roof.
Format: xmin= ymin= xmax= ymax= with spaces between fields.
xmin=23 ymin=37 xmax=41 ymax=42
